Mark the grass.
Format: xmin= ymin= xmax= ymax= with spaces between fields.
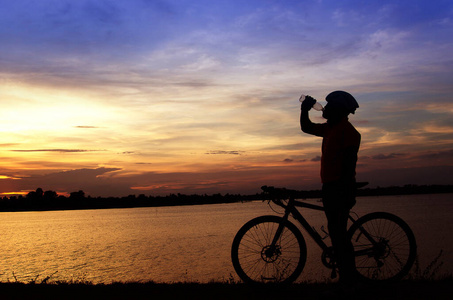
xmin=0 ymin=278 xmax=452 ymax=300
xmin=411 ymin=250 xmax=446 ymax=281
xmin=2 ymin=252 xmax=451 ymax=300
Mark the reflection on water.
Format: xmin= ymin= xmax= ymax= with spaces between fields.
xmin=0 ymin=194 xmax=451 ymax=283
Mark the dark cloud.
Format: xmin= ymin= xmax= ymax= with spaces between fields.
xmin=311 ymin=156 xmax=321 ymax=162
xmin=45 ymin=167 xmax=120 ymax=178
xmin=416 ymin=149 xmax=453 ymax=160
xmin=205 ymin=150 xmax=244 ymax=155
xmin=174 ymin=80 xmax=216 ymax=88
xmin=371 ymin=153 xmax=406 ymax=160
xmin=283 ymin=158 xmax=309 ymax=163
xmin=0 ymin=167 xmax=124 ymax=197
xmin=353 ymin=120 xmax=370 ymax=125
xmin=11 ymin=149 xmax=102 ymax=153
xmin=74 ymin=126 xmax=100 ymax=129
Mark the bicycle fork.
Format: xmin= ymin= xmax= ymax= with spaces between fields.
xmin=267 ymin=202 xmax=293 ymax=257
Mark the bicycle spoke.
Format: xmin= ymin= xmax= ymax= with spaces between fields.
xmin=232 ymin=216 xmax=307 ymax=283
xmin=349 ymin=212 xmax=416 ymax=281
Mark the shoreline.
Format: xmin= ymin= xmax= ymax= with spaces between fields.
xmin=0 ymin=279 xmax=451 ymax=300
xmin=1 ymin=186 xmax=452 ymax=213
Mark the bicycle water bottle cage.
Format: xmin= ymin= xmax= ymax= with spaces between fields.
xmin=320 ymin=225 xmax=329 ymax=240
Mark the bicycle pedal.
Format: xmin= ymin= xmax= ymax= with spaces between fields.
xmin=331 ymin=269 xmax=337 ymax=279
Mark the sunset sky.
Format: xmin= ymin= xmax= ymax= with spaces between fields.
xmin=1 ymin=0 xmax=452 ymax=197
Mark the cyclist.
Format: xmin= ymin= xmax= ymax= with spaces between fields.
xmin=300 ymin=91 xmax=360 ymax=285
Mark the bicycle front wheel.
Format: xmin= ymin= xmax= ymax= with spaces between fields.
xmin=231 ymin=215 xmax=307 ymax=284
xmin=348 ymin=212 xmax=417 ymax=281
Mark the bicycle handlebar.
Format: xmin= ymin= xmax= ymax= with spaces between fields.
xmin=261 ymin=182 xmax=369 ymax=210
xmin=261 ymin=182 xmax=369 ymax=200
xmin=261 ymin=185 xmax=299 ymax=208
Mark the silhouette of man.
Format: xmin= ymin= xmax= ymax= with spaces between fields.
xmin=300 ymin=91 xmax=360 ymax=285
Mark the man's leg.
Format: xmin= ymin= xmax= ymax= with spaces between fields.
xmin=336 ymin=208 xmax=356 ymax=283
xmin=325 ymin=207 xmax=356 ymax=283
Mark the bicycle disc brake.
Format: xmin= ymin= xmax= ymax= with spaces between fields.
xmin=261 ymin=245 xmax=281 ymax=263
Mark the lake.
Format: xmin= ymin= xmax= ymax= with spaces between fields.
xmin=0 ymin=194 xmax=451 ymax=283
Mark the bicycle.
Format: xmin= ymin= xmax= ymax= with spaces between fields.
xmin=231 ymin=184 xmax=417 ymax=284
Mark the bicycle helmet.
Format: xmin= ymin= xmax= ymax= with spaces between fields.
xmin=325 ymin=91 xmax=359 ymax=114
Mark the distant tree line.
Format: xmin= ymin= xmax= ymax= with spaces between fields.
xmin=0 ymin=188 xmax=262 ymax=212
xmin=261 ymin=184 xmax=453 ymax=200
xmin=0 ymin=184 xmax=452 ymax=212
xmin=356 ymin=184 xmax=453 ymax=197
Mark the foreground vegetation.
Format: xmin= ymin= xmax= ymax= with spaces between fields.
xmin=0 ymin=278 xmax=451 ymax=300
xmin=1 ymin=251 xmax=449 ymax=299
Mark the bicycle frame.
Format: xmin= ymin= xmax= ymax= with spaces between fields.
xmin=232 ymin=186 xmax=417 ymax=283
xmin=271 ymin=197 xmax=367 ymax=252
xmin=272 ymin=197 xmax=329 ymax=252
xmin=272 ymin=196 xmax=381 ymax=257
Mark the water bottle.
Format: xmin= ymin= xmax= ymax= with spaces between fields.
xmin=299 ymin=94 xmax=324 ymax=111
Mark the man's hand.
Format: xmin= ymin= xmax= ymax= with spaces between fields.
xmin=301 ymin=95 xmax=316 ymax=111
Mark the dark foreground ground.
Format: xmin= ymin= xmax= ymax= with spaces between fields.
xmin=0 ymin=279 xmax=451 ymax=300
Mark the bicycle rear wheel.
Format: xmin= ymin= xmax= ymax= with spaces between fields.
xmin=231 ymin=215 xmax=307 ymax=284
xmin=348 ymin=212 xmax=417 ymax=281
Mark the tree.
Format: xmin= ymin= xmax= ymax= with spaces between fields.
xmin=27 ymin=188 xmax=44 ymax=199
xmin=70 ymin=190 xmax=85 ymax=200
xmin=44 ymin=190 xmax=58 ymax=200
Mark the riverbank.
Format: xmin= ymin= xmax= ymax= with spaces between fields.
xmin=0 ymin=279 xmax=451 ymax=300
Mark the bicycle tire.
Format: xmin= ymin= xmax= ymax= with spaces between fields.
xmin=348 ymin=212 xmax=417 ymax=281
xmin=231 ymin=215 xmax=307 ymax=284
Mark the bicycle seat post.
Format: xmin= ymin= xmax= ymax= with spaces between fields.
xmin=281 ymin=196 xmax=296 ymax=221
